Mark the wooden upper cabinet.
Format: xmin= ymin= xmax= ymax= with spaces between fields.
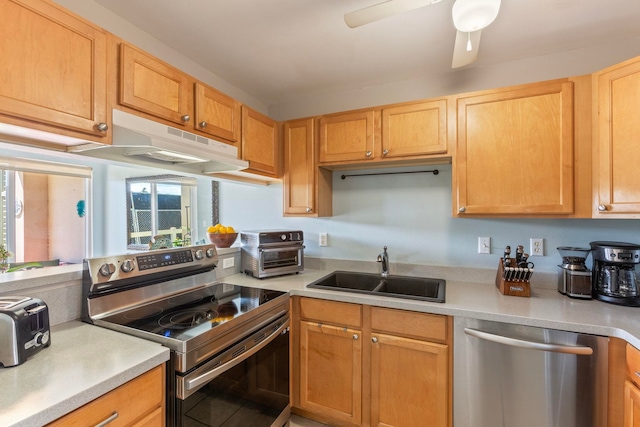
xmin=0 ymin=0 xmax=109 ymax=140
xmin=284 ymin=118 xmax=316 ymax=216
xmin=241 ymin=106 xmax=278 ymax=177
xmin=594 ymin=57 xmax=640 ymax=217
xmin=381 ymin=99 xmax=448 ymax=159
xmin=120 ymin=43 xmax=192 ymax=126
xmin=454 ymin=80 xmax=575 ymax=216
xmin=196 ymin=82 xmax=241 ymax=143
xmin=319 ymin=110 xmax=378 ymax=163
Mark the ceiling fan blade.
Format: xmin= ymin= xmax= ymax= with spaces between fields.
xmin=344 ymin=0 xmax=443 ymax=28
xmin=451 ymin=30 xmax=481 ymax=69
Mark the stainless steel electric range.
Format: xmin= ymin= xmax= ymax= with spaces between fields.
xmin=82 ymin=244 xmax=290 ymax=427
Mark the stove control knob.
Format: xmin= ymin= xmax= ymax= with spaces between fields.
xmin=206 ymin=248 xmax=215 ymax=258
xmin=194 ymin=249 xmax=204 ymax=260
xmin=120 ymin=259 xmax=135 ymax=273
xmin=98 ymin=263 xmax=116 ymax=277
xmin=280 ymin=234 xmax=287 ymax=241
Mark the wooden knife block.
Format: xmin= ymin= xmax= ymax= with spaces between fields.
xmin=495 ymin=258 xmax=531 ymax=297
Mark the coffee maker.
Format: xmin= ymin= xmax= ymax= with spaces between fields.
xmin=557 ymin=247 xmax=592 ymax=299
xmin=590 ymin=241 xmax=640 ymax=306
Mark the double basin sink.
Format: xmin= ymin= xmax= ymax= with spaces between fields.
xmin=307 ymin=271 xmax=446 ymax=303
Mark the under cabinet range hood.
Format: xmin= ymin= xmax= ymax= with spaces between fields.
xmin=72 ymin=110 xmax=248 ymax=174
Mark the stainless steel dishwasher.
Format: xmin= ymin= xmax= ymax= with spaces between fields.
xmin=453 ymin=318 xmax=608 ymax=427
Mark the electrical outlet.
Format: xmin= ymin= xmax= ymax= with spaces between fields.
xmin=478 ymin=237 xmax=491 ymax=254
xmin=222 ymin=257 xmax=235 ymax=268
xmin=530 ymin=238 xmax=544 ymax=256
xmin=319 ymin=232 xmax=328 ymax=247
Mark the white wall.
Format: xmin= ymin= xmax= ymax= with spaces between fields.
xmin=219 ymin=165 xmax=640 ymax=274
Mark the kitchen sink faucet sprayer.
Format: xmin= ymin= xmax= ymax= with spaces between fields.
xmin=377 ymin=246 xmax=389 ymax=278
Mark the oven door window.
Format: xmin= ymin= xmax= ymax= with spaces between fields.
xmin=177 ymin=323 xmax=289 ymax=427
xmin=261 ymin=247 xmax=301 ymax=270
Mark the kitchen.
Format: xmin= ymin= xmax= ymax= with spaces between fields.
xmin=2 ymin=0 xmax=640 ymax=426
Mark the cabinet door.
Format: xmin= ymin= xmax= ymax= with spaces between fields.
xmin=298 ymin=321 xmax=362 ymax=426
xmin=625 ymin=380 xmax=640 ymax=427
xmin=241 ymin=106 xmax=278 ymax=177
xmin=120 ymin=44 xmax=192 ymax=126
xmin=455 ymin=80 xmax=574 ymax=215
xmin=381 ymin=100 xmax=448 ymax=158
xmin=0 ymin=0 xmax=108 ymax=138
xmin=370 ymin=333 xmax=448 ymax=427
xmin=319 ymin=110 xmax=378 ymax=163
xmin=595 ymin=57 xmax=640 ymax=216
xmin=195 ymin=82 xmax=241 ymax=143
xmin=284 ymin=118 xmax=321 ymax=216
xmin=47 ymin=365 xmax=164 ymax=427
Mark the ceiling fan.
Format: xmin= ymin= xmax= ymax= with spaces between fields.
xmin=344 ymin=0 xmax=502 ymax=68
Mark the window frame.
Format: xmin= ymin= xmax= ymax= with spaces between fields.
xmin=0 ymin=155 xmax=92 ymax=264
xmin=125 ymin=175 xmax=198 ymax=251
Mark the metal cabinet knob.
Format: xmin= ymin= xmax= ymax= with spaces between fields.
xmin=459 ymin=206 xmax=466 ymax=213
xmin=382 ymin=149 xmax=389 ymax=156
xmin=306 ymin=207 xmax=312 ymax=213
xmin=199 ymin=121 xmax=207 ymax=128
xmin=365 ymin=151 xmax=372 ymax=157
xmin=597 ymin=204 xmax=608 ymax=212
xmin=372 ymin=337 xmax=378 ymax=343
xmin=181 ymin=115 xmax=191 ymax=122
xmin=96 ymin=122 xmax=108 ymax=132
xmin=353 ymin=334 xmax=359 ymax=340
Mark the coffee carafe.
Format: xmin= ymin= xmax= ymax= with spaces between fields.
xmin=590 ymin=241 xmax=640 ymax=306
xmin=557 ymin=247 xmax=592 ymax=299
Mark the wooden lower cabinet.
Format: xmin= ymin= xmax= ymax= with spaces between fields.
xmin=298 ymin=321 xmax=363 ymax=425
xmin=292 ymin=297 xmax=451 ymax=427
xmin=371 ymin=333 xmax=448 ymax=427
xmin=625 ymin=380 xmax=640 ymax=427
xmin=625 ymin=344 xmax=640 ymax=427
xmin=47 ymin=365 xmax=165 ymax=427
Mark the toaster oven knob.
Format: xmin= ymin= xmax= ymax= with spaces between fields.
xmin=120 ymin=259 xmax=135 ymax=273
xmin=206 ymin=248 xmax=215 ymax=258
xmin=98 ymin=263 xmax=116 ymax=277
xmin=194 ymin=249 xmax=204 ymax=260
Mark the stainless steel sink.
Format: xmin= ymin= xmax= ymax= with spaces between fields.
xmin=307 ymin=271 xmax=446 ymax=303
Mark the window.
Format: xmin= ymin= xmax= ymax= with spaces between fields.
xmin=126 ymin=175 xmax=197 ymax=250
xmin=0 ymin=156 xmax=91 ymax=267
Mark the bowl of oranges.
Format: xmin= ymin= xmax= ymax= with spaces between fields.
xmin=207 ymin=224 xmax=238 ymax=248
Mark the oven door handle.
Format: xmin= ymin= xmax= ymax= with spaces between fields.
xmin=258 ymin=246 xmax=303 ymax=253
xmin=184 ymin=318 xmax=290 ymax=393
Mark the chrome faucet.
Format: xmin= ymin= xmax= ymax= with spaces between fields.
xmin=377 ymin=246 xmax=389 ymax=278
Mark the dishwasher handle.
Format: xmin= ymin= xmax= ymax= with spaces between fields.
xmin=464 ymin=327 xmax=594 ymax=355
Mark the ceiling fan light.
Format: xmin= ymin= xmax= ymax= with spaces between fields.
xmin=452 ymin=0 xmax=501 ymax=33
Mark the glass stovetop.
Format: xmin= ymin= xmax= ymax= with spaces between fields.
xmin=99 ymin=283 xmax=285 ymax=341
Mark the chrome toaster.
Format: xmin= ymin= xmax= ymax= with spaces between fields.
xmin=0 ymin=296 xmax=51 ymax=367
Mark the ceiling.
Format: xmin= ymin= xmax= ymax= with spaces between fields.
xmin=93 ymin=0 xmax=640 ymax=107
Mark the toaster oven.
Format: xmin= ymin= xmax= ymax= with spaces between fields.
xmin=0 ymin=296 xmax=51 ymax=367
xmin=241 ymin=230 xmax=304 ymax=278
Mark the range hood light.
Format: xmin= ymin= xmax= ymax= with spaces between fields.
xmin=124 ymin=148 xmax=210 ymax=164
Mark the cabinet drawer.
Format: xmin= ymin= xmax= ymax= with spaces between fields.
xmin=627 ymin=344 xmax=640 ymax=386
xmin=47 ymin=365 xmax=164 ymax=427
xmin=299 ymin=297 xmax=362 ymax=328
xmin=371 ymin=307 xmax=448 ymax=342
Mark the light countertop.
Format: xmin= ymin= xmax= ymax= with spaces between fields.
xmin=222 ymin=268 xmax=640 ymax=349
xmin=0 ymin=321 xmax=169 ymax=427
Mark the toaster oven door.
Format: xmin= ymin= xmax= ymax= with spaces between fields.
xmin=259 ymin=245 xmax=303 ymax=277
